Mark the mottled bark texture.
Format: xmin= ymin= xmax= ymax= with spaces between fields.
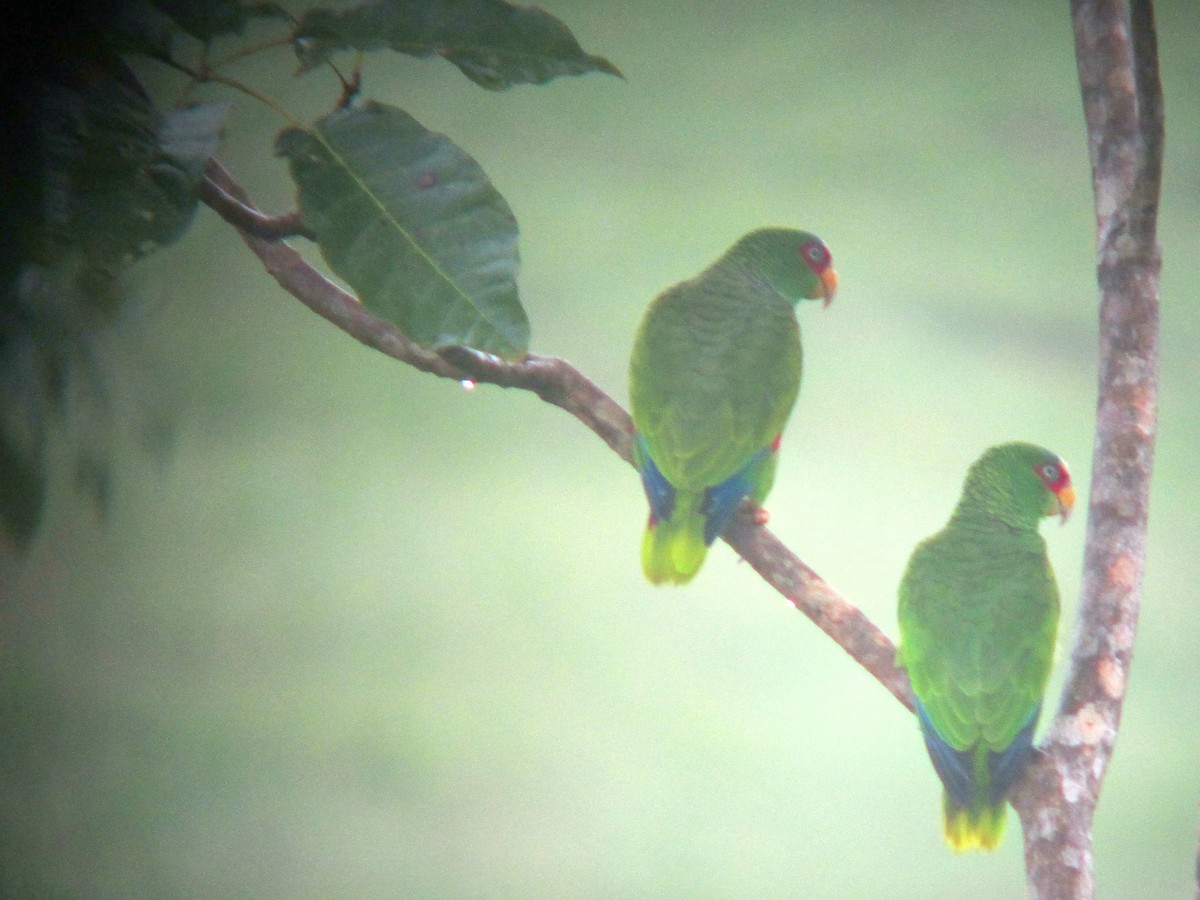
xmin=1010 ymin=2 xmax=1162 ymax=898
xmin=203 ymin=0 xmax=1162 ymax=888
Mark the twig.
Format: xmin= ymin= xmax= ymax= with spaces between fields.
xmin=1012 ymin=2 xmax=1163 ymax=897
xmin=206 ymin=34 xmax=295 ymax=71
xmin=200 ymin=157 xmax=913 ymax=709
xmin=200 ymin=170 xmax=315 ymax=240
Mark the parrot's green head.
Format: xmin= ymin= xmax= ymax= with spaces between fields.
xmin=723 ymin=228 xmax=838 ymax=307
xmin=956 ymin=441 xmax=1077 ymax=529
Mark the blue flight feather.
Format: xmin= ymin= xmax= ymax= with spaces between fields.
xmin=700 ymin=446 xmax=771 ymax=545
xmin=986 ymin=706 xmax=1039 ymax=804
xmin=916 ymin=700 xmax=1040 ymax=807
xmin=916 ymin=700 xmax=975 ymax=807
xmin=634 ymin=433 xmax=675 ymax=524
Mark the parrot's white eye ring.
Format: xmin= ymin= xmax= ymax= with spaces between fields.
xmin=800 ymin=243 xmax=826 ymax=268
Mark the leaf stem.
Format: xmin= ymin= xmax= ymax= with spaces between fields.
xmin=198 ymin=71 xmax=305 ymax=128
xmin=145 ymin=53 xmax=305 ymax=129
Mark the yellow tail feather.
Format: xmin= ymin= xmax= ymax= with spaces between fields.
xmin=641 ymin=507 xmax=708 ymax=585
xmin=943 ymin=795 xmax=1007 ymax=852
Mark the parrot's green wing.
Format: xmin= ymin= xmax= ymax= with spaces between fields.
xmin=898 ymin=530 xmax=1058 ymax=752
xmin=630 ymin=270 xmax=801 ymax=491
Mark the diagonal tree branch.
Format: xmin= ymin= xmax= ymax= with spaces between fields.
xmin=724 ymin=515 xmax=912 ymax=708
xmin=1012 ymin=1 xmax=1163 ymax=897
xmin=201 ymin=158 xmax=915 ymax=710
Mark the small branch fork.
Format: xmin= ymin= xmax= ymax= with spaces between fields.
xmin=200 ymin=158 xmax=915 ymax=710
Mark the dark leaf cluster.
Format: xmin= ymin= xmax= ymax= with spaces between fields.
xmin=0 ymin=0 xmax=618 ymax=549
xmin=1 ymin=37 xmax=225 ymax=548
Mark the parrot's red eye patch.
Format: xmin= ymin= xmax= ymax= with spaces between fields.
xmin=1035 ymin=462 xmax=1069 ymax=491
xmin=799 ymin=241 xmax=829 ymax=271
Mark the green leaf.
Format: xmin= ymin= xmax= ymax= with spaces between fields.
xmin=149 ymin=0 xmax=287 ymax=43
xmin=293 ymin=0 xmax=622 ymax=90
xmin=276 ymin=101 xmax=530 ymax=359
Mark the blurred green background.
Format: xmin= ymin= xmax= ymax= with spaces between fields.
xmin=4 ymin=1 xmax=1199 ymax=897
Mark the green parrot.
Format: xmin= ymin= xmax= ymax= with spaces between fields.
xmin=628 ymin=228 xmax=838 ymax=584
xmin=896 ymin=441 xmax=1076 ymax=851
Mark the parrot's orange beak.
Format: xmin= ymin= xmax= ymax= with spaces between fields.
xmin=820 ymin=267 xmax=839 ymax=308
xmin=1054 ymin=483 xmax=1076 ymax=524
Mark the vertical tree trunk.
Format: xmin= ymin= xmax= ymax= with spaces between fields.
xmin=1013 ymin=2 xmax=1163 ymax=897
